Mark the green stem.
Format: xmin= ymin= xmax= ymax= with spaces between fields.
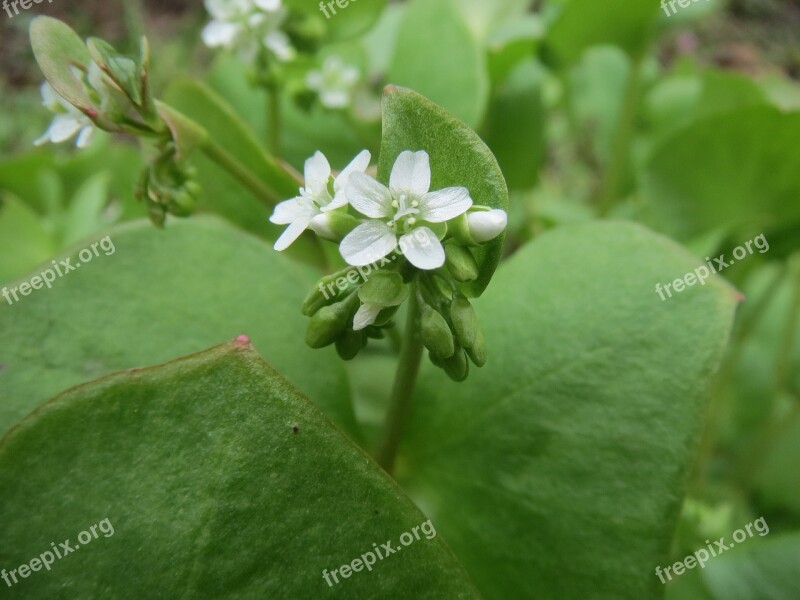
xmin=201 ymin=139 xmax=280 ymax=207
xmin=597 ymin=53 xmax=645 ymax=217
xmin=268 ymin=87 xmax=282 ymax=158
xmin=376 ymin=291 xmax=424 ymax=474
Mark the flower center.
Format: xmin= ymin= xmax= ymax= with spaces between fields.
xmin=387 ymin=192 xmax=420 ymax=233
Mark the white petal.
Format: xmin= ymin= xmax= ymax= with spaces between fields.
xmin=202 ymin=21 xmax=240 ymax=47
xmin=254 ymin=0 xmax=281 ymax=11
xmin=75 ymin=126 xmax=95 ymax=148
xmin=48 ymin=114 xmax=84 ymax=143
xmin=320 ymin=90 xmax=349 ymax=109
xmin=390 ymin=150 xmax=431 ymax=196
xmin=353 ymin=303 xmax=382 ymax=331
xmin=340 ymin=221 xmax=398 ymax=266
xmin=87 ymin=61 xmax=106 ymax=93
xmin=419 ymin=186 xmax=473 ymax=223
xmin=274 ymin=216 xmax=312 ymax=251
xmin=309 ymin=213 xmax=336 ymax=240
xmin=306 ymin=70 xmax=323 ymax=90
xmin=399 ymin=227 xmax=445 ymax=270
xmin=270 ymin=197 xmax=314 ymax=225
xmin=264 ymin=30 xmax=294 ymax=61
xmin=304 ymin=152 xmax=331 ymax=195
xmin=468 ymin=209 xmax=508 ymax=243
xmin=334 ymin=150 xmax=371 ymax=193
xmin=346 ymin=172 xmax=393 ymax=219
xmin=40 ymin=82 xmax=60 ymax=110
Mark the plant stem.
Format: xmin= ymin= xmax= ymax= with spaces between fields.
xmin=376 ymin=291 xmax=424 ymax=474
xmin=597 ymin=53 xmax=644 ymax=217
xmin=201 ymin=139 xmax=280 ymax=207
xmin=268 ymin=87 xmax=282 ymax=158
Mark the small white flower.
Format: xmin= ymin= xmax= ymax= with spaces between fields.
xmin=340 ymin=151 xmax=473 ymax=270
xmin=467 ymin=208 xmax=507 ymax=243
xmin=306 ymin=56 xmax=360 ymax=110
xmin=34 ymin=63 xmax=107 ymax=149
xmin=202 ymin=0 xmax=295 ymax=62
xmin=270 ymin=150 xmax=371 ymax=251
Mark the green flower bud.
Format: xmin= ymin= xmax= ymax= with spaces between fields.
xmin=465 ymin=329 xmax=487 ymax=367
xmin=335 ymin=329 xmax=364 ymax=361
xmin=359 ymin=272 xmax=409 ymax=307
xmin=420 ymin=306 xmax=455 ymax=359
xmin=309 ymin=211 xmax=360 ymax=242
xmin=450 ymin=296 xmax=478 ymax=349
xmin=443 ymin=347 xmax=469 ymax=382
xmin=305 ymin=295 xmax=356 ymax=349
xmin=445 ymin=244 xmax=479 ymax=283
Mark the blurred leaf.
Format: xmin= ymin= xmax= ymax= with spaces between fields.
xmin=60 ymin=172 xmax=110 ymax=247
xmin=487 ymin=15 xmax=544 ymax=85
xmin=453 ymin=0 xmax=533 ymax=41
xmin=695 ymin=71 xmax=768 ymax=119
xmin=0 ymin=217 xmax=359 ymax=440
xmin=482 ymin=59 xmax=546 ymax=190
xmin=29 ymin=17 xmax=95 ymax=113
xmin=702 ymin=533 xmax=800 ymax=599
xmin=388 ymin=0 xmax=489 ymax=129
xmin=643 ymin=107 xmax=800 ymax=239
xmin=544 ymin=0 xmax=660 ymax=66
xmin=398 ymin=221 xmax=738 ymax=599
xmin=379 ymin=87 xmax=508 ymax=297
xmin=0 ymin=341 xmax=480 ymax=599
xmin=319 ymin=0 xmax=386 ymax=41
xmin=0 ymin=194 xmax=55 ymax=282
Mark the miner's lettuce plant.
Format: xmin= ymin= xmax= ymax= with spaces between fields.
xmin=0 ymin=2 xmax=797 ymax=599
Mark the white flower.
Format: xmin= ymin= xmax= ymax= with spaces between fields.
xmin=202 ymin=0 xmax=294 ymax=62
xmin=34 ymin=64 xmax=106 ymax=149
xmin=270 ymin=150 xmax=371 ymax=251
xmin=467 ymin=208 xmax=507 ymax=243
xmin=340 ymin=151 xmax=473 ymax=270
xmin=306 ymin=56 xmax=360 ymax=110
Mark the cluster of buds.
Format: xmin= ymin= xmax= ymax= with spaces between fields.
xmin=271 ymin=149 xmax=507 ymax=380
xmin=32 ymin=19 xmax=203 ymax=226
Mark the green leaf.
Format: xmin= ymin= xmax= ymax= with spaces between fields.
xmin=453 ymin=0 xmax=533 ymax=41
xmin=60 ymin=172 xmax=110 ymax=247
xmin=0 ymin=341 xmax=481 ymax=599
xmin=0 ymin=217 xmax=359 ymax=440
xmin=0 ymin=194 xmax=56 ymax=283
xmin=544 ymin=0 xmax=660 ymax=66
xmin=643 ymin=107 xmax=800 ymax=239
xmin=379 ymin=87 xmax=508 ymax=297
xmin=154 ymin=101 xmax=209 ymax=160
xmin=387 ymin=0 xmax=489 ymax=129
xmin=702 ymin=533 xmax=800 ymax=599
xmin=29 ymin=17 xmax=96 ymax=114
xmin=322 ymin=0 xmax=387 ymax=41
xmin=397 ymin=221 xmax=738 ymax=599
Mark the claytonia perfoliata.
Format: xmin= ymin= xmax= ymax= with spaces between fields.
xmin=340 ymin=151 xmax=473 ymax=270
xmin=270 ymin=150 xmax=371 ymax=251
xmin=34 ymin=64 xmax=106 ymax=149
xmin=306 ymin=56 xmax=360 ymax=110
xmin=202 ymin=0 xmax=295 ymax=63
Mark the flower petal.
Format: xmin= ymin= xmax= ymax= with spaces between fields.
xmin=202 ymin=21 xmax=240 ymax=47
xmin=346 ymin=172 xmax=393 ymax=219
xmin=264 ymin=30 xmax=294 ymax=61
xmin=254 ymin=0 xmax=281 ymax=12
xmin=75 ymin=126 xmax=95 ymax=149
xmin=399 ymin=227 xmax=445 ymax=270
xmin=334 ymin=150 xmax=371 ymax=193
xmin=48 ymin=114 xmax=84 ymax=143
xmin=390 ymin=150 xmax=431 ymax=196
xmin=340 ymin=221 xmax=398 ymax=267
xmin=270 ymin=197 xmax=314 ymax=225
xmin=303 ymin=151 xmax=331 ymax=195
xmin=353 ymin=303 xmax=382 ymax=331
xmin=320 ymin=90 xmax=349 ymax=109
xmin=467 ymin=208 xmax=508 ymax=243
xmin=274 ymin=216 xmax=313 ymax=251
xmin=419 ymin=186 xmax=473 ymax=223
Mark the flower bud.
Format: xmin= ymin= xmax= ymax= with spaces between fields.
xmin=450 ymin=296 xmax=478 ymax=349
xmin=309 ymin=211 xmax=360 ymax=242
xmin=465 ymin=329 xmax=487 ymax=367
xmin=443 ymin=347 xmax=469 ymax=382
xmin=335 ymin=329 xmax=364 ymax=361
xmin=445 ymin=244 xmax=479 ymax=282
xmin=467 ymin=209 xmax=507 ymax=243
xmin=305 ymin=295 xmax=356 ymax=349
xmin=420 ymin=306 xmax=455 ymax=360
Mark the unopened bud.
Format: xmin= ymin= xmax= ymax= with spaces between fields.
xmin=450 ymin=296 xmax=478 ymax=349
xmin=309 ymin=211 xmax=359 ymax=242
xmin=465 ymin=330 xmax=487 ymax=367
xmin=443 ymin=347 xmax=469 ymax=382
xmin=305 ymin=295 xmax=356 ymax=349
xmin=420 ymin=306 xmax=455 ymax=359
xmin=359 ymin=271 xmax=409 ymax=307
xmin=467 ymin=209 xmax=507 ymax=243
xmin=335 ymin=329 xmax=364 ymax=361
xmin=445 ymin=244 xmax=480 ymax=282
